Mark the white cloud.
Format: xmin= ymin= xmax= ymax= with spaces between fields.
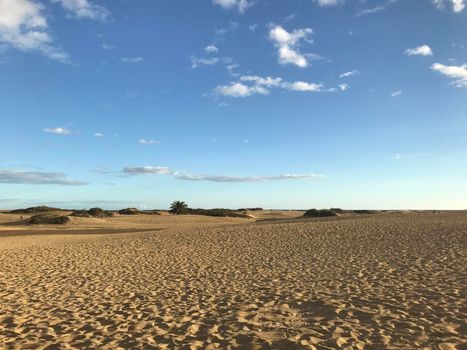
xmin=121 ymin=56 xmax=143 ymax=63
xmin=191 ymin=56 xmax=219 ymax=68
xmin=314 ymin=0 xmax=340 ymax=6
xmin=0 ymin=0 xmax=69 ymax=62
xmin=284 ymin=81 xmax=322 ymax=92
xmin=123 ymin=166 xmax=171 ymax=175
xmin=139 ymin=139 xmax=160 ymax=145
xmin=340 ymin=70 xmax=359 ymax=78
xmin=431 ymin=62 xmax=467 ymax=87
xmin=240 ymin=75 xmax=282 ymax=87
xmin=94 ymin=132 xmax=104 ymax=137
xmin=212 ymin=0 xmax=252 ymax=13
xmin=0 ymin=169 xmax=87 ymax=185
xmin=51 ymin=0 xmax=110 ymax=21
xmin=205 ymin=45 xmax=218 ymax=53
xmin=269 ymin=25 xmax=313 ymax=68
xmin=214 ymin=82 xmax=269 ymax=97
xmin=433 ymin=0 xmax=466 ymax=12
xmin=43 ymin=127 xmax=71 ymax=134
xmin=215 ymin=75 xmax=324 ymax=97
xmin=339 ymin=83 xmax=349 ymax=91
xmin=391 ymin=90 xmax=403 ymax=97
xmin=405 ymin=45 xmax=433 ymax=56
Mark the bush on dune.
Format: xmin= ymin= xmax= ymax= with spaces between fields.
xmin=303 ymin=209 xmax=338 ymax=218
xmin=118 ymin=208 xmax=141 ymax=215
xmin=185 ymin=208 xmax=250 ymax=218
xmin=11 ymin=206 xmax=62 ymax=214
xmin=29 ymin=214 xmax=70 ymax=225
xmin=71 ymin=207 xmax=113 ymax=218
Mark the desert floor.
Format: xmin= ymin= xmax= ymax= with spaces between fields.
xmin=0 ymin=212 xmax=465 ymax=349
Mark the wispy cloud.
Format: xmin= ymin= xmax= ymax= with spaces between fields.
xmin=43 ymin=127 xmax=71 ymax=134
xmin=102 ymin=43 xmax=115 ymax=50
xmin=356 ymin=0 xmax=398 ymax=17
xmin=431 ymin=62 xmax=467 ymax=87
xmin=391 ymin=90 xmax=403 ymax=97
xmin=433 ymin=0 xmax=466 ymax=12
xmin=339 ymin=83 xmax=349 ymax=91
xmin=121 ymin=56 xmax=143 ymax=63
xmin=0 ymin=0 xmax=69 ymax=62
xmin=122 ymin=165 xmax=325 ymax=183
xmin=214 ymin=82 xmax=269 ymax=97
xmin=269 ymin=25 xmax=314 ymax=68
xmin=51 ymin=0 xmax=110 ymax=21
xmin=405 ymin=45 xmax=433 ymax=56
xmin=340 ymin=70 xmax=359 ymax=78
xmin=314 ymin=0 xmax=341 ymax=6
xmin=94 ymin=132 xmax=104 ymax=137
xmin=0 ymin=169 xmax=87 ymax=185
xmin=191 ymin=56 xmax=219 ymax=69
xmin=139 ymin=139 xmax=160 ymax=145
xmin=214 ymin=75 xmax=324 ymax=97
xmin=123 ymin=166 xmax=171 ymax=175
xmin=173 ymin=173 xmax=325 ymax=183
xmin=212 ymin=0 xmax=253 ymax=13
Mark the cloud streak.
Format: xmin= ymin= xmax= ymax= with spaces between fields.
xmin=173 ymin=173 xmax=325 ymax=182
xmin=122 ymin=166 xmax=324 ymax=183
xmin=43 ymin=127 xmax=71 ymax=134
xmin=0 ymin=169 xmax=87 ymax=185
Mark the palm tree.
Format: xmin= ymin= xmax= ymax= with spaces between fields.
xmin=169 ymin=201 xmax=188 ymax=215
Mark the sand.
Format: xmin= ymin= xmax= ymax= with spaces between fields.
xmin=0 ymin=212 xmax=465 ymax=349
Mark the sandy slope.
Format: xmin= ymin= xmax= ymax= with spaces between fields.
xmin=0 ymin=212 xmax=465 ymax=349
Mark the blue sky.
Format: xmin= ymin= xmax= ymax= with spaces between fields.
xmin=0 ymin=0 xmax=466 ymax=210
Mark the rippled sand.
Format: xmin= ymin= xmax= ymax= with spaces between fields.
xmin=0 ymin=212 xmax=465 ymax=349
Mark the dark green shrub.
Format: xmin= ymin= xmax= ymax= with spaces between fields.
xmin=352 ymin=210 xmax=376 ymax=214
xmin=71 ymin=208 xmax=113 ymax=218
xmin=29 ymin=214 xmax=70 ymax=225
xmin=303 ymin=209 xmax=338 ymax=218
xmin=118 ymin=208 xmax=140 ymax=215
xmin=11 ymin=206 xmax=61 ymax=214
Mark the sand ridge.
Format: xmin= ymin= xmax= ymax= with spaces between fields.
xmin=0 ymin=212 xmax=466 ymax=349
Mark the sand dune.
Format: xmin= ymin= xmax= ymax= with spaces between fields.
xmin=0 ymin=212 xmax=465 ymax=349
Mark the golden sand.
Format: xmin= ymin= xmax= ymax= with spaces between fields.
xmin=0 ymin=212 xmax=465 ymax=349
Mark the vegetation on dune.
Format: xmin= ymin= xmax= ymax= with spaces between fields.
xmin=11 ymin=206 xmax=62 ymax=214
xmin=352 ymin=210 xmax=376 ymax=214
xmin=71 ymin=207 xmax=114 ymax=218
xmin=118 ymin=208 xmax=161 ymax=215
xmin=169 ymin=201 xmax=251 ymax=218
xmin=28 ymin=214 xmax=70 ymax=225
xmin=118 ymin=208 xmax=141 ymax=215
xmin=185 ymin=208 xmax=250 ymax=218
xmin=303 ymin=208 xmax=379 ymax=218
xmin=303 ymin=209 xmax=338 ymax=218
